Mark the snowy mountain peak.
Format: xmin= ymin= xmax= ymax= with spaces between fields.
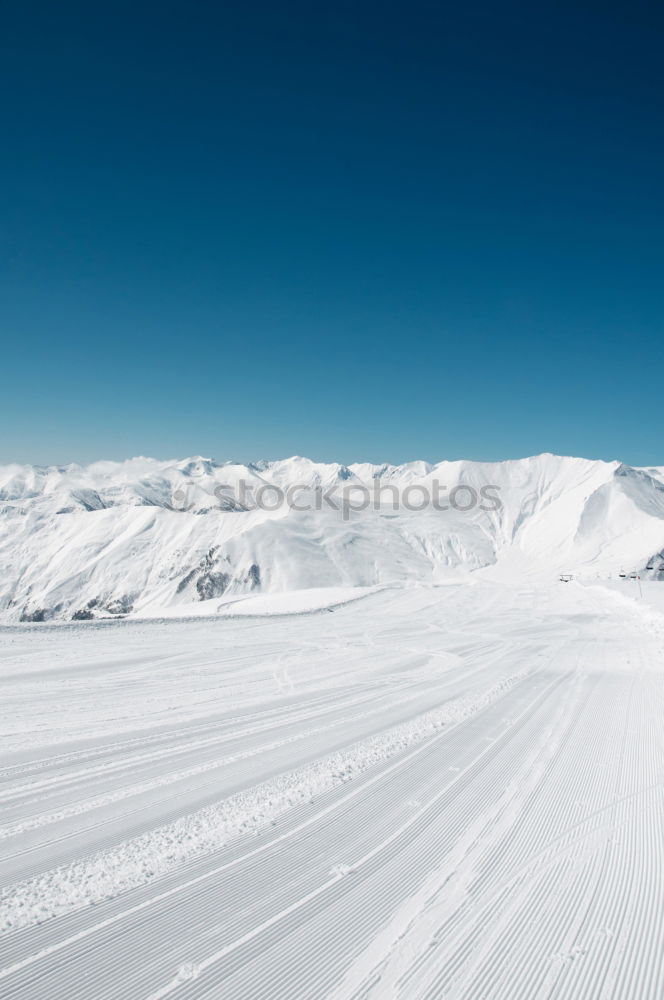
xmin=1 ymin=453 xmax=663 ymax=622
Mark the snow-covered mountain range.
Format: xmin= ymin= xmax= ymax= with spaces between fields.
xmin=1 ymin=453 xmax=663 ymax=622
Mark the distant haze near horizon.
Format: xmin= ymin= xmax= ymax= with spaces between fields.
xmin=3 ymin=447 xmax=664 ymax=472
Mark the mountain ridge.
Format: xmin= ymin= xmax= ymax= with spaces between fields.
xmin=1 ymin=453 xmax=663 ymax=622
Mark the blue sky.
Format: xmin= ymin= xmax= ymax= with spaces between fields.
xmin=1 ymin=1 xmax=662 ymax=466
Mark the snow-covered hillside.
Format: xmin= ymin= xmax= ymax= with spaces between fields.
xmin=1 ymin=453 xmax=664 ymax=622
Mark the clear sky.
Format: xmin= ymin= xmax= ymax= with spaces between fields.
xmin=1 ymin=1 xmax=662 ymax=466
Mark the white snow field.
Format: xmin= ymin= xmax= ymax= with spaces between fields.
xmin=1 ymin=579 xmax=664 ymax=999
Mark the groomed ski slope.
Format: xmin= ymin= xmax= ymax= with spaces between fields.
xmin=1 ymin=581 xmax=663 ymax=998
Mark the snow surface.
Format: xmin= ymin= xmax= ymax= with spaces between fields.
xmin=1 ymin=580 xmax=664 ymax=998
xmin=136 ymin=585 xmax=386 ymax=620
xmin=2 ymin=453 xmax=664 ymax=622
xmin=2 ymin=452 xmax=664 ymax=997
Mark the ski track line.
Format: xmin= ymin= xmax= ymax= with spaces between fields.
xmin=0 ymin=683 xmax=436 ymax=841
xmin=389 ymin=642 xmax=664 ymax=1000
xmin=0 ymin=688 xmax=398 ymax=800
xmin=176 ymin=673 xmax=571 ymax=1000
xmin=140 ymin=669 xmax=569 ymax=1000
xmin=327 ymin=652 xmax=590 ymax=1000
xmin=0 ymin=643 xmax=493 ymax=805
xmin=0 ymin=667 xmax=533 ymax=916
xmin=0 ymin=649 xmax=503 ymax=844
xmin=0 ymin=666 xmax=552 ymax=985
